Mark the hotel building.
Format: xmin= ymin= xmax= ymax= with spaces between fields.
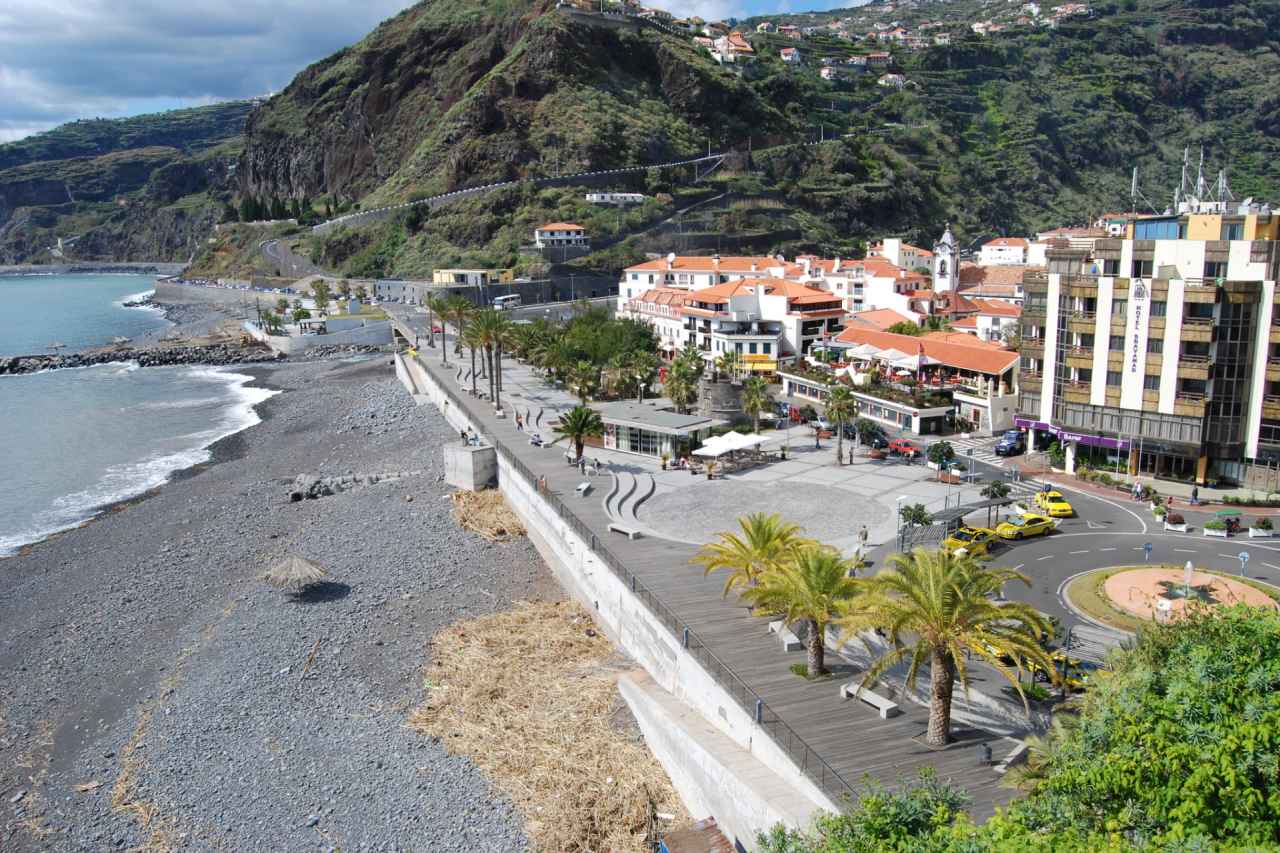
xmin=1016 ymin=196 xmax=1280 ymax=487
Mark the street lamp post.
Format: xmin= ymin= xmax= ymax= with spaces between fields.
xmin=896 ymin=495 xmax=908 ymax=549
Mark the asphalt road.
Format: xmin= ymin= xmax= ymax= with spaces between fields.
xmin=871 ymin=448 xmax=1280 ymax=645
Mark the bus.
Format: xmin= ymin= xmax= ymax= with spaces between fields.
xmin=493 ymin=294 xmax=522 ymax=311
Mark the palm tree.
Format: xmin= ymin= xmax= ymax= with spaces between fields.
xmin=715 ymin=351 xmax=742 ymax=382
xmin=461 ymin=321 xmax=483 ymax=395
xmin=424 ymin=292 xmax=446 ymax=349
xmin=441 ymin=295 xmax=474 ymax=362
xmin=740 ymin=376 xmax=773 ymax=433
xmin=664 ymin=353 xmax=700 ymax=414
xmin=691 ymin=512 xmax=807 ymax=598
xmin=836 ymin=548 xmax=1054 ymax=747
xmin=554 ymin=405 xmax=603 ymax=460
xmin=824 ymin=386 xmax=858 ymax=465
xmin=569 ymin=360 xmax=598 ymax=404
xmin=468 ymin=309 xmax=512 ymax=409
xmin=627 ymin=350 xmax=660 ymax=403
xmin=744 ymin=545 xmax=862 ymax=677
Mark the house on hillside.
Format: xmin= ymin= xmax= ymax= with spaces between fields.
xmin=778 ymin=24 xmax=801 ymax=38
xmin=780 ymin=46 xmax=801 ymax=64
xmin=533 ymin=223 xmax=589 ymax=249
xmin=867 ymin=51 xmax=891 ymax=66
xmin=712 ymin=31 xmax=754 ymax=63
xmin=755 ymin=21 xmax=774 ymax=33
xmin=878 ymin=73 xmax=907 ymax=89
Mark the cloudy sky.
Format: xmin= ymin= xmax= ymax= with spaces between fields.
xmin=0 ymin=0 xmax=855 ymax=142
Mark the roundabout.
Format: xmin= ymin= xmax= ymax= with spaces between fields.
xmin=1061 ymin=564 xmax=1280 ymax=633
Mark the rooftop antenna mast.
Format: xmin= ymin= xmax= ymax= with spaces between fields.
xmin=1193 ymin=146 xmax=1207 ymax=200
xmin=1130 ymin=166 xmax=1159 ymax=214
xmin=1174 ymin=145 xmax=1191 ymax=209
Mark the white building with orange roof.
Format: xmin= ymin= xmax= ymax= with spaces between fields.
xmin=619 ymin=254 xmax=790 ymax=304
xmin=869 ymin=237 xmax=934 ymax=271
xmin=533 ymin=222 xmax=588 ymax=249
xmin=618 ymin=287 xmax=691 ymax=356
xmin=979 ymin=236 xmax=1030 ymax=266
xmin=807 ymin=255 xmax=928 ymax=316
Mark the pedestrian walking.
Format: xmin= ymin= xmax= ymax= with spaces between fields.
xmin=1132 ymin=478 xmax=1143 ymax=501
xmin=460 ymin=427 xmax=468 ymax=444
xmin=1191 ymin=486 xmax=1199 ymax=505
xmin=579 ymin=458 xmax=586 ymax=475
xmin=858 ymin=525 xmax=869 ymax=548
xmin=515 ymin=413 xmax=524 ymax=431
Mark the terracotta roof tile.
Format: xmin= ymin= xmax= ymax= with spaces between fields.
xmin=847 ymin=308 xmax=915 ymax=330
xmin=537 ymin=222 xmax=584 ymax=230
xmin=836 ymin=327 xmax=1019 ymax=374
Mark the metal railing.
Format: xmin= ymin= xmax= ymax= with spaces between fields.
xmin=420 ymin=357 xmax=861 ymax=806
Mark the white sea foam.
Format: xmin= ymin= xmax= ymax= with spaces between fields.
xmin=0 ymin=367 xmax=279 ymax=557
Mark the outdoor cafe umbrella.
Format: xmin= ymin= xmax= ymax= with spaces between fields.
xmin=874 ymin=347 xmax=911 ymax=363
xmin=692 ymin=435 xmax=730 ymax=457
xmin=848 ymin=343 xmax=882 ymax=361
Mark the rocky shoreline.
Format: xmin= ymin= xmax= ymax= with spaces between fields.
xmin=0 ymin=343 xmax=285 ymax=375
xmin=0 ymin=359 xmax=558 ymax=850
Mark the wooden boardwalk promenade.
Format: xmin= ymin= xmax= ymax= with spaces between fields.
xmin=415 ymin=352 xmax=1017 ymax=817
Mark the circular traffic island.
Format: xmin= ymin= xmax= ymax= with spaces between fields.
xmin=1064 ymin=564 xmax=1280 ymax=633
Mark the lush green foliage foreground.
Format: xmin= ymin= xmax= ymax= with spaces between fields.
xmin=759 ymin=605 xmax=1280 ymax=852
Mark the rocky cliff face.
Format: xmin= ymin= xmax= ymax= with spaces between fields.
xmin=237 ymin=0 xmax=785 ymax=206
xmin=0 ymin=102 xmax=249 ymax=264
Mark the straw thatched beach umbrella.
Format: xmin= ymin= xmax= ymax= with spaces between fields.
xmin=262 ymin=554 xmax=328 ymax=592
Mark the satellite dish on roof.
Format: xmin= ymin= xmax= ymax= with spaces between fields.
xmin=667 ymin=252 xmax=676 ymax=263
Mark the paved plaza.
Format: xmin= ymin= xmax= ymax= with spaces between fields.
xmin=495 ymin=357 xmax=991 ymax=553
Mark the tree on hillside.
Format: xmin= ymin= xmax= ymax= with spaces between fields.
xmin=745 ymin=544 xmax=862 ymax=678
xmin=692 ymin=512 xmax=808 ymax=599
xmin=837 ymin=549 xmax=1052 ymax=746
xmin=554 ymin=405 xmax=604 ymax=461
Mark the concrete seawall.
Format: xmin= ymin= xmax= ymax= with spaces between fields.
xmin=394 ymin=353 xmax=834 ymax=849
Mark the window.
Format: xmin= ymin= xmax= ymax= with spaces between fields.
xmin=1132 ymin=259 xmax=1153 ymax=278
xmin=1079 ymin=333 xmax=1094 ymax=348
xmin=1106 ymin=371 xmax=1122 ymax=386
xmin=1102 ymin=259 xmax=1120 ymax=275
xmin=1204 ymin=261 xmax=1227 ymax=280
xmin=1222 ymin=222 xmax=1244 ymax=241
xmin=748 ymin=343 xmax=758 ymax=354
xmin=1109 ymin=335 xmax=1124 ymax=350
xmin=1077 ymin=368 xmax=1092 ymax=384
xmin=1151 ymin=301 xmax=1167 ymax=317
xmin=1112 ymin=299 xmax=1128 ymax=316
xmin=1134 ymin=218 xmax=1180 ymax=240
xmin=763 ymin=342 xmax=771 ymax=355
xmin=1147 ymin=339 xmax=1163 ymax=354
xmin=1144 ymin=374 xmax=1160 ymax=391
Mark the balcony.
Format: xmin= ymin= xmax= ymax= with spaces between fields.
xmin=1265 ymin=395 xmax=1280 ymax=420
xmin=1021 ymin=339 xmax=1045 ymax=356
xmin=1062 ymin=381 xmax=1092 ymax=403
xmin=1019 ymin=370 xmax=1045 ymax=388
xmin=1176 ymin=356 xmax=1211 ymax=380
xmin=1063 ymin=348 xmax=1094 ymax=368
xmin=1066 ymin=311 xmax=1098 ymax=332
xmin=1267 ymin=361 xmax=1280 ymax=383
xmin=1174 ymin=393 xmax=1207 ymax=416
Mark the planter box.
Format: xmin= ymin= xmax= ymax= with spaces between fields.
xmin=1204 ymin=528 xmax=1229 ymax=538
xmin=1249 ymin=527 xmax=1273 ymax=538
xmin=1163 ymin=521 xmax=1188 ymax=533
xmin=926 ymin=461 xmax=941 ymax=470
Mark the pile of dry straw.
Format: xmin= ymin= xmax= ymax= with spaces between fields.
xmin=410 ymin=601 xmax=689 ymax=851
xmin=450 ymin=489 xmax=526 ymax=541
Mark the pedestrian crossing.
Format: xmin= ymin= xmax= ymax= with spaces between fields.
xmin=946 ymin=436 xmax=1007 ymax=467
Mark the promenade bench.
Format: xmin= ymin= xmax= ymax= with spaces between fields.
xmin=840 ymin=682 xmax=901 ymax=718
xmin=607 ymin=523 xmax=642 ymax=540
xmin=575 ymin=481 xmax=592 ymax=497
xmin=768 ymin=620 xmax=803 ymax=652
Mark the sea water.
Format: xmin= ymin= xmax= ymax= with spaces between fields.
xmin=0 ymin=275 xmax=276 ymax=556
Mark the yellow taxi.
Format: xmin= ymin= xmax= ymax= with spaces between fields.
xmin=1034 ymin=489 xmax=1075 ymax=518
xmin=1031 ymin=652 xmax=1101 ymax=691
xmin=942 ymin=526 xmax=998 ymax=557
xmin=995 ymin=512 xmax=1057 ymax=540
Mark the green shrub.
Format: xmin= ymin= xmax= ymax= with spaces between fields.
xmin=1206 ymin=519 xmax=1228 ymax=530
xmin=1254 ymin=517 xmax=1273 ymax=531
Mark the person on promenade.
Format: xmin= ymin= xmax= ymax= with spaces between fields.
xmin=1191 ymin=486 xmax=1199 ymax=505
xmin=858 ymin=525 xmax=869 ymax=549
xmin=515 ymin=413 xmax=524 ymax=431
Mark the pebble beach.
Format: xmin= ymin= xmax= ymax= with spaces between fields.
xmin=0 ymin=356 xmax=561 ymax=851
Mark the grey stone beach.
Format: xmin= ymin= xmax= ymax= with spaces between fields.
xmin=0 ymin=355 xmax=559 ymax=851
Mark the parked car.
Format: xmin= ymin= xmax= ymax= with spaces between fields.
xmin=888 ymin=438 xmax=919 ymax=457
xmin=1034 ymin=489 xmax=1075 ymax=518
xmin=942 ymin=526 xmax=998 ymax=557
xmin=812 ymin=417 xmax=833 ymax=431
xmin=995 ymin=513 xmax=1057 ymax=540
xmin=994 ymin=429 xmax=1026 ymax=456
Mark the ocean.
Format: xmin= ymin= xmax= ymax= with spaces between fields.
xmin=0 ymin=274 xmax=276 ymax=556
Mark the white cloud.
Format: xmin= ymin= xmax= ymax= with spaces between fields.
xmin=0 ymin=0 xmax=415 ymax=141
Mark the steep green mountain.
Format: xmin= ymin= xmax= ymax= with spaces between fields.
xmin=0 ymin=101 xmax=252 ymax=264
xmin=221 ymin=0 xmax=1280 ymax=279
